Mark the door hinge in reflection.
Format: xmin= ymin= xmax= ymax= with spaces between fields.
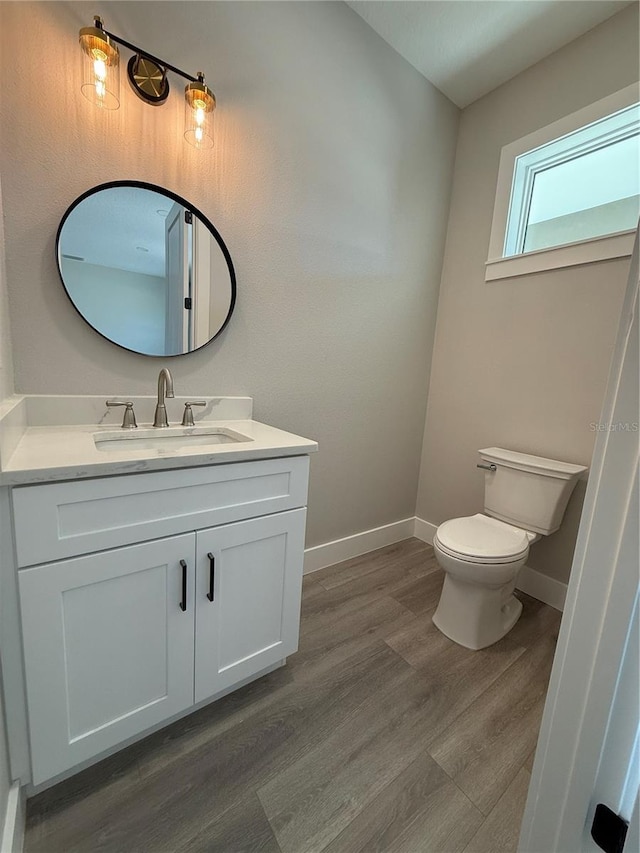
xmin=184 ymin=210 xmax=193 ymax=224
xmin=184 ymin=298 xmax=192 ymax=310
xmin=591 ymin=803 xmax=628 ymax=853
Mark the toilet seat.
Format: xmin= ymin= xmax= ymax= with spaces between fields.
xmin=435 ymin=513 xmax=530 ymax=563
xmin=434 ymin=538 xmax=528 ymax=565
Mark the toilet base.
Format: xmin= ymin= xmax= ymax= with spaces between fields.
xmin=432 ymin=574 xmax=523 ymax=650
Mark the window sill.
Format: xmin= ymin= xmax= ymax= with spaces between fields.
xmin=485 ymin=229 xmax=636 ymax=281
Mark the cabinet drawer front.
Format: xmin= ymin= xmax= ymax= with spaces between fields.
xmin=19 ymin=536 xmax=196 ymax=785
xmin=12 ymin=456 xmax=310 ymax=567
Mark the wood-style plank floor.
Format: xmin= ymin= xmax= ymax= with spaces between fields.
xmin=25 ymin=538 xmax=561 ymax=853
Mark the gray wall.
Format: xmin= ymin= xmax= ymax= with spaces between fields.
xmin=416 ymin=5 xmax=639 ymax=584
xmin=0 ymin=1 xmax=459 ymax=548
xmin=62 ymin=260 xmax=167 ymax=355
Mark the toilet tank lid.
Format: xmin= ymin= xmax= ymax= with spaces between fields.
xmin=479 ymin=447 xmax=588 ymax=480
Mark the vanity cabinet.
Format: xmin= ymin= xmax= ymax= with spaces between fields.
xmin=13 ymin=456 xmax=309 ymax=786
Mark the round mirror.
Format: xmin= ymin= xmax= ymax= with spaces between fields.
xmin=56 ymin=181 xmax=236 ymax=356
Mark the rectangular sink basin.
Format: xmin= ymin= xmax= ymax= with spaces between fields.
xmin=94 ymin=427 xmax=252 ymax=453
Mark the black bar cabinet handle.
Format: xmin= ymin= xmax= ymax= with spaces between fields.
xmin=207 ymin=552 xmax=215 ymax=602
xmin=179 ymin=559 xmax=187 ymax=611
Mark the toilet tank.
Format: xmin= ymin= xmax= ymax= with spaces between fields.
xmin=478 ymin=447 xmax=588 ymax=535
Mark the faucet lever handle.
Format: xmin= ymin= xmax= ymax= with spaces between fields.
xmin=106 ymin=401 xmax=138 ymax=429
xmin=181 ymin=401 xmax=206 ymax=427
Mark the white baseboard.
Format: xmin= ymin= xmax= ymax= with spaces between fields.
xmin=516 ymin=565 xmax=567 ymax=612
xmin=414 ymin=517 xmax=437 ymax=545
xmin=305 ymin=516 xmax=566 ymax=612
xmin=304 ymin=517 xmax=415 ymax=574
xmin=1 ymin=783 xmax=24 ymax=853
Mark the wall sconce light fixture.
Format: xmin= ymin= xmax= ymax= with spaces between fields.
xmin=79 ymin=19 xmax=120 ymax=110
xmin=79 ymin=16 xmax=216 ymax=149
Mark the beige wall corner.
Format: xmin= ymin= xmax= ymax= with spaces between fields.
xmin=0 ymin=169 xmax=14 ymax=404
xmin=416 ymin=4 xmax=639 ymax=584
xmin=0 ymin=167 xmax=15 ymax=841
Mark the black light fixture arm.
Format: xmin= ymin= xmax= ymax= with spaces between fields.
xmin=94 ymin=15 xmax=204 ymax=104
xmin=103 ymin=31 xmax=199 ymax=84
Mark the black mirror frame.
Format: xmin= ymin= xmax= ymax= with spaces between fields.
xmin=55 ymin=180 xmax=237 ymax=358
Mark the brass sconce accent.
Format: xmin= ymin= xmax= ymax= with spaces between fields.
xmin=78 ymin=16 xmax=216 ymax=148
xmin=128 ymin=54 xmax=169 ymax=105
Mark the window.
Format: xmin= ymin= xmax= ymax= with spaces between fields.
xmin=507 ymin=104 xmax=639 ymax=256
xmin=487 ymin=84 xmax=640 ymax=281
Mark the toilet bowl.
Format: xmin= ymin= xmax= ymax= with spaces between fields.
xmin=431 ymin=447 xmax=587 ymax=651
xmin=432 ymin=514 xmax=537 ymax=650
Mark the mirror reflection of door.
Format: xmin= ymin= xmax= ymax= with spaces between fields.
xmin=164 ymin=203 xmax=190 ymax=354
xmin=56 ymin=183 xmax=236 ymax=357
xmin=192 ymin=217 xmax=211 ymax=350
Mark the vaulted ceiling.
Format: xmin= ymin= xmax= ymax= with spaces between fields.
xmin=346 ymin=1 xmax=633 ymax=107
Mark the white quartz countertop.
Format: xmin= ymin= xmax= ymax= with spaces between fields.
xmin=0 ymin=396 xmax=318 ymax=486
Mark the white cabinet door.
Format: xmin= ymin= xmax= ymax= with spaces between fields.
xmin=19 ymin=535 xmax=196 ymax=785
xmin=194 ymin=509 xmax=306 ymax=703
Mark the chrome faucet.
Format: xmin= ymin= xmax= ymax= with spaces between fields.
xmin=153 ymin=368 xmax=175 ymax=427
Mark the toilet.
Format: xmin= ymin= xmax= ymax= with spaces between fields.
xmin=432 ymin=447 xmax=587 ymax=650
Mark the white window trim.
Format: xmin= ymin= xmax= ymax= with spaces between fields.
xmin=486 ymin=83 xmax=639 ymax=282
xmin=505 ymin=105 xmax=638 ymax=258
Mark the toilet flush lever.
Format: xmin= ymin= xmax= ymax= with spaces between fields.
xmin=477 ymin=462 xmax=497 ymax=472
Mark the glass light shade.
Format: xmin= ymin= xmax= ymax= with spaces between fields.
xmin=184 ymin=80 xmax=215 ymax=149
xmin=79 ymin=27 xmax=120 ymax=110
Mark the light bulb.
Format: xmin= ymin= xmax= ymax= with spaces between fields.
xmin=93 ymin=58 xmax=108 ymax=101
xmin=93 ymin=58 xmax=107 ymax=81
